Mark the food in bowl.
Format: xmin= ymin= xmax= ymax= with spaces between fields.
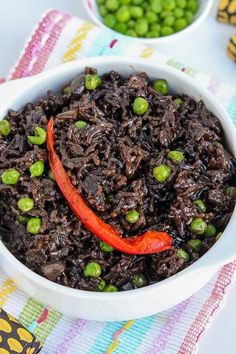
xmin=0 ymin=67 xmax=235 ymax=293
xmin=96 ymin=0 xmax=199 ymax=38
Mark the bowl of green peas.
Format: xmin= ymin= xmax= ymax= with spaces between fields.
xmin=84 ymin=0 xmax=213 ymax=43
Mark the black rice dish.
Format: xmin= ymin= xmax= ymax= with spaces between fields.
xmin=0 ymin=68 xmax=235 ymax=292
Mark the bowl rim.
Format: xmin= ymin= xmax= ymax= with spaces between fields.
xmin=0 ymin=55 xmax=235 ymax=300
xmin=83 ymin=0 xmax=214 ymax=44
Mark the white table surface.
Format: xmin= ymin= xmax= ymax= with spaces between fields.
xmin=0 ymin=0 xmax=236 ymax=353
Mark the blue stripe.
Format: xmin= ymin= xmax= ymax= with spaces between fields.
xmin=115 ymin=315 xmax=156 ymax=354
xmin=227 ymin=95 xmax=236 ymax=126
xmin=86 ymin=31 xmax=114 ymax=57
xmin=87 ymin=315 xmax=156 ymax=354
xmin=87 ymin=321 xmax=125 ymax=354
xmin=86 ymin=31 xmax=130 ymax=57
xmin=101 ymin=36 xmax=130 ymax=56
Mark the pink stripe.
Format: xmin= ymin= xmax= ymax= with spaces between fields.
xmin=113 ymin=328 xmax=124 ymax=340
xmin=179 ymin=261 xmax=236 ymax=354
xmin=207 ymin=78 xmax=221 ymax=95
xmin=87 ymin=0 xmax=93 ymax=10
xmin=28 ymin=13 xmax=71 ymax=75
xmin=109 ymin=39 xmax=118 ymax=48
xmin=37 ymin=307 xmax=49 ymax=324
xmin=149 ymin=298 xmax=191 ymax=354
xmin=56 ymin=319 xmax=87 ymax=354
xmin=10 ymin=10 xmax=59 ymax=79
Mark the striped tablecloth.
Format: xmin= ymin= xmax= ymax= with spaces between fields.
xmin=1 ymin=9 xmax=236 ymax=354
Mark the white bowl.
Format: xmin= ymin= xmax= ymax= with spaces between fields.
xmin=0 ymin=56 xmax=235 ymax=321
xmin=83 ymin=0 xmax=213 ymax=44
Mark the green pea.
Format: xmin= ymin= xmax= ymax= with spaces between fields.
xmin=100 ymin=241 xmax=114 ymax=253
xmin=97 ymin=0 xmax=105 ymax=4
xmin=153 ymin=79 xmax=169 ymax=95
xmin=187 ymin=239 xmax=202 ymax=252
xmin=215 ymin=232 xmax=223 ymax=241
xmin=163 ymin=16 xmax=175 ymax=26
xmin=132 ymin=274 xmax=147 ymax=287
xmin=84 ymin=262 xmax=102 ymax=277
xmin=174 ymin=98 xmax=183 ymax=107
xmin=106 ymin=0 xmax=119 ymax=11
xmin=27 ymin=217 xmax=41 ymax=235
xmin=1 ymin=168 xmax=20 ymax=185
xmin=176 ymin=0 xmax=187 ymax=8
xmin=121 ymin=0 xmax=131 ymax=4
xmin=75 ymin=120 xmax=87 ymax=130
xmin=146 ymin=11 xmax=158 ymax=24
xmin=190 ymin=218 xmax=207 ymax=235
xmin=28 ymin=127 xmax=47 ymax=145
xmin=116 ymin=6 xmax=131 ymax=22
xmin=84 ymin=74 xmax=102 ymax=90
xmin=173 ymin=8 xmax=184 ymax=18
xmin=104 ymin=14 xmax=116 ymax=28
xmin=160 ymin=10 xmax=172 ymax=19
xmin=130 ymin=6 xmax=143 ymax=18
xmin=63 ymin=86 xmax=72 ymax=94
xmin=48 ymin=169 xmax=55 ymax=181
xmin=161 ymin=26 xmax=174 ymax=36
xmin=29 ymin=160 xmax=45 ymax=178
xmin=187 ymin=0 xmax=199 ymax=14
xmin=194 ymin=199 xmax=206 ymax=213
xmin=185 ymin=11 xmax=194 ymax=24
xmin=150 ymin=0 xmax=162 ymax=14
xmin=225 ymin=186 xmax=236 ymax=199
xmin=151 ymin=23 xmax=161 ymax=32
xmin=146 ymin=31 xmax=159 ymax=38
xmin=114 ymin=22 xmax=127 ymax=33
xmin=204 ymin=224 xmax=217 ymax=238
xmin=153 ymin=164 xmax=171 ymax=183
xmin=177 ymin=248 xmax=190 ymax=262
xmin=99 ymin=5 xmax=108 ymax=16
xmin=167 ymin=150 xmax=185 ymax=163
xmin=163 ymin=0 xmax=176 ymax=11
xmin=133 ymin=97 xmax=149 ymax=115
xmin=126 ymin=29 xmax=138 ymax=37
xmin=103 ymin=284 xmax=118 ymax=292
xmin=125 ymin=210 xmax=140 ymax=224
xmin=135 ymin=18 xmax=149 ymax=36
xmin=0 ymin=119 xmax=11 ymax=137
xmin=174 ymin=18 xmax=188 ymax=31
xmin=18 ymin=197 xmax=34 ymax=212
xmin=95 ymin=280 xmax=107 ymax=291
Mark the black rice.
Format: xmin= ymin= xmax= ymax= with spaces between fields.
xmin=0 ymin=68 xmax=235 ymax=291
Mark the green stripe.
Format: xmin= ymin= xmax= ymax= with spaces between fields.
xmin=34 ymin=309 xmax=61 ymax=343
xmin=18 ymin=297 xmax=61 ymax=343
xmin=18 ymin=298 xmax=43 ymax=328
xmin=166 ymin=58 xmax=198 ymax=78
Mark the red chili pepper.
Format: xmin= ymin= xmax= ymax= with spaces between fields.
xmin=47 ymin=118 xmax=172 ymax=255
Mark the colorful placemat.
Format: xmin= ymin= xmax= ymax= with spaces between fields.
xmin=1 ymin=9 xmax=236 ymax=354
